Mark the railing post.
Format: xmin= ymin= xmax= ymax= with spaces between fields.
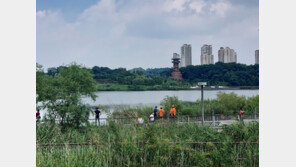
xmin=201 ymin=85 xmax=205 ymax=125
xmin=212 ymin=109 xmax=215 ymax=126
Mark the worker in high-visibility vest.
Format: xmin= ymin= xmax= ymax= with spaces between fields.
xmin=158 ymin=106 xmax=165 ymax=119
xmin=169 ymin=105 xmax=176 ymax=119
xmin=239 ymin=108 xmax=245 ymax=123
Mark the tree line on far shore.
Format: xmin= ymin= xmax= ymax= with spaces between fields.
xmin=44 ymin=62 xmax=258 ymax=90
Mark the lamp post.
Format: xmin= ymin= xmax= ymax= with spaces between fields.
xmin=198 ymin=82 xmax=207 ymax=125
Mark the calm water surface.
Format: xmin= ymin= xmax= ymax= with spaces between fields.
xmin=83 ymin=89 xmax=259 ymax=106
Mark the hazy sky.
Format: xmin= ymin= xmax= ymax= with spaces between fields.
xmin=37 ymin=0 xmax=259 ymax=69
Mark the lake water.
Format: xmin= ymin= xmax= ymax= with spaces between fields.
xmin=83 ymin=89 xmax=259 ymax=106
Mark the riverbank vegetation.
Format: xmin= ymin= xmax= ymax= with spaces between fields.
xmin=43 ymin=62 xmax=259 ymax=91
xmin=112 ymin=93 xmax=259 ymax=120
xmin=36 ymin=63 xmax=97 ymax=130
xmin=37 ymin=122 xmax=259 ymax=166
xmin=36 ymin=63 xmax=259 ymax=166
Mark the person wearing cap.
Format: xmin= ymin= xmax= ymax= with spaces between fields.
xmin=153 ymin=106 xmax=158 ymax=119
xmin=169 ymin=105 xmax=176 ymax=120
xmin=94 ymin=107 xmax=101 ymax=126
xmin=158 ymin=106 xmax=165 ymax=119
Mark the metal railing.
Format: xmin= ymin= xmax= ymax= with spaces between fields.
xmin=38 ymin=112 xmax=258 ymax=126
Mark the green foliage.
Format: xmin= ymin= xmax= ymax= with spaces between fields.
xmin=216 ymin=92 xmax=246 ymax=114
xmin=48 ymin=63 xmax=258 ymax=91
xmin=36 ymin=63 xmax=97 ymax=129
xmin=112 ymin=106 xmax=152 ymax=122
xmin=37 ymin=122 xmax=259 ymax=166
xmin=244 ymin=95 xmax=259 ymax=114
xmin=180 ymin=62 xmax=259 ymax=86
xmin=161 ymin=96 xmax=182 ymax=116
xmin=115 ymin=93 xmax=259 ymax=118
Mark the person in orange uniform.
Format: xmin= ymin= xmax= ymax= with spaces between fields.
xmin=239 ymin=107 xmax=245 ymax=123
xmin=158 ymin=106 xmax=165 ymax=119
xmin=169 ymin=105 xmax=176 ymax=120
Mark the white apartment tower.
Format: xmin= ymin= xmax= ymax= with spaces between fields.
xmin=218 ymin=47 xmax=224 ymax=62
xmin=180 ymin=44 xmax=192 ymax=67
xmin=218 ymin=47 xmax=237 ymax=63
xmin=200 ymin=44 xmax=214 ymax=65
xmin=255 ymin=50 xmax=259 ymax=64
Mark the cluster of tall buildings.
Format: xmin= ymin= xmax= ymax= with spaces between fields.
xmin=218 ymin=47 xmax=237 ymax=63
xmin=172 ymin=44 xmax=259 ymax=67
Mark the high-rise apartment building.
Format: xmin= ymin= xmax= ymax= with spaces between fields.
xmin=200 ymin=44 xmax=214 ymax=65
xmin=180 ymin=44 xmax=192 ymax=67
xmin=218 ymin=47 xmax=224 ymax=62
xmin=218 ymin=47 xmax=237 ymax=63
xmin=255 ymin=50 xmax=259 ymax=64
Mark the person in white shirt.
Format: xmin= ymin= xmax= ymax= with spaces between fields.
xmin=149 ymin=113 xmax=154 ymax=122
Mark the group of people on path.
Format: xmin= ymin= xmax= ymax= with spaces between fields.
xmin=150 ymin=105 xmax=177 ymax=122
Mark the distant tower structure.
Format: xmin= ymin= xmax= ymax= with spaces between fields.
xmin=180 ymin=44 xmax=192 ymax=67
xmin=171 ymin=53 xmax=183 ymax=79
xmin=255 ymin=50 xmax=259 ymax=64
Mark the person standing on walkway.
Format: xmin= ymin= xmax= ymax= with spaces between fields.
xmin=158 ymin=106 xmax=165 ymax=119
xmin=94 ymin=107 xmax=101 ymax=126
xmin=169 ymin=105 xmax=176 ymax=120
xmin=149 ymin=113 xmax=155 ymax=123
xmin=153 ymin=106 xmax=158 ymax=119
xmin=239 ymin=108 xmax=245 ymax=123
xmin=36 ymin=109 xmax=41 ymax=122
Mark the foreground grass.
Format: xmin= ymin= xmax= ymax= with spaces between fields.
xmin=37 ymin=122 xmax=259 ymax=167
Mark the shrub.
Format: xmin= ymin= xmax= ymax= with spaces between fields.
xmin=160 ymin=96 xmax=182 ymax=116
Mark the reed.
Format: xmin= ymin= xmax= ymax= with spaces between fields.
xmin=37 ymin=122 xmax=259 ymax=166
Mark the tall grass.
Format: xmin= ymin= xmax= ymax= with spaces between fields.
xmin=37 ymin=122 xmax=259 ymax=166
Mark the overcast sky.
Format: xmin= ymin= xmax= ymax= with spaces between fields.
xmin=37 ymin=0 xmax=259 ymax=69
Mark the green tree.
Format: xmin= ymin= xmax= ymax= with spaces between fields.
xmin=216 ymin=92 xmax=246 ymax=114
xmin=36 ymin=63 xmax=97 ymax=129
xmin=160 ymin=96 xmax=182 ymax=116
xmin=244 ymin=95 xmax=259 ymax=114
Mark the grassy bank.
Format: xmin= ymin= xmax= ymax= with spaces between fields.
xmin=37 ymin=122 xmax=259 ymax=166
xmin=112 ymin=93 xmax=259 ymax=120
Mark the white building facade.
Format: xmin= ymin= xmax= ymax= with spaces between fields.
xmin=255 ymin=50 xmax=259 ymax=64
xmin=218 ymin=47 xmax=237 ymax=63
xmin=180 ymin=44 xmax=192 ymax=67
xmin=200 ymin=44 xmax=214 ymax=65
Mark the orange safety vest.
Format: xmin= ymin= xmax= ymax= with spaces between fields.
xmin=239 ymin=110 xmax=245 ymax=115
xmin=170 ymin=108 xmax=176 ymax=115
xmin=159 ymin=109 xmax=164 ymax=117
